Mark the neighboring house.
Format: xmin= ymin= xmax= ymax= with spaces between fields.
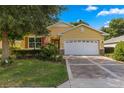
xmin=104 ymin=35 xmax=124 ymax=48
xmin=0 ymin=22 xmax=107 ymax=55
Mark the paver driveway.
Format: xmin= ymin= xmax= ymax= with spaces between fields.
xmin=58 ymin=56 xmax=124 ymax=88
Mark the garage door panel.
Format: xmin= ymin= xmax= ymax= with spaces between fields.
xmin=64 ymin=40 xmax=99 ymax=55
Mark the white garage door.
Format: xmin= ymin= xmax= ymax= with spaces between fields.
xmin=64 ymin=40 xmax=99 ymax=55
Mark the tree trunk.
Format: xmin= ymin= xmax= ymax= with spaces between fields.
xmin=1 ymin=31 xmax=9 ymax=62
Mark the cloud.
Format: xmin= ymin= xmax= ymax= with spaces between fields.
xmin=104 ymin=21 xmax=110 ymax=28
xmin=86 ymin=5 xmax=98 ymax=11
xmin=97 ymin=8 xmax=124 ymax=16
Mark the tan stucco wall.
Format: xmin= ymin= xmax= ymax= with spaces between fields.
xmin=19 ymin=23 xmax=73 ymax=49
xmin=0 ymin=40 xmax=23 ymax=49
xmin=48 ymin=25 xmax=73 ymax=36
xmin=60 ymin=25 xmax=104 ymax=50
xmin=2 ymin=23 xmax=104 ymax=51
xmin=20 ymin=35 xmax=50 ymax=49
xmin=13 ymin=40 xmax=23 ymax=49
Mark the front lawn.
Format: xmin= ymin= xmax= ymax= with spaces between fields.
xmin=0 ymin=59 xmax=68 ymax=87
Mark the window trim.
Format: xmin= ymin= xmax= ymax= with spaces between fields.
xmin=28 ymin=36 xmax=42 ymax=49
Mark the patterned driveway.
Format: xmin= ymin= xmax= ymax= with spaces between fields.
xmin=58 ymin=56 xmax=124 ymax=88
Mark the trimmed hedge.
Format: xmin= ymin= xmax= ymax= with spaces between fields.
xmin=114 ymin=41 xmax=124 ymax=61
xmin=13 ymin=49 xmax=41 ymax=59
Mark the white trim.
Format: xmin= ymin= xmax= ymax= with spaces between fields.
xmin=47 ymin=21 xmax=74 ymax=29
xmin=28 ymin=36 xmax=42 ymax=49
xmin=27 ymin=35 xmax=42 ymax=38
xmin=64 ymin=40 xmax=99 ymax=55
xmin=60 ymin=48 xmax=64 ymax=50
xmin=104 ymin=43 xmax=116 ymax=48
xmin=59 ymin=23 xmax=109 ymax=36
xmin=66 ymin=59 xmax=73 ymax=80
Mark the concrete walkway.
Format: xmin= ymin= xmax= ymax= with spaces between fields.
xmin=58 ymin=56 xmax=124 ymax=88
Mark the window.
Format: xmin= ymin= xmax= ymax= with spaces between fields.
xmin=86 ymin=41 xmax=89 ymax=43
xmin=29 ymin=37 xmax=41 ymax=48
xmin=74 ymin=40 xmax=77 ymax=42
xmin=95 ymin=41 xmax=97 ymax=43
xmin=78 ymin=40 xmax=81 ymax=42
xmin=82 ymin=40 xmax=85 ymax=42
xmin=70 ymin=40 xmax=73 ymax=43
xmin=36 ymin=38 xmax=42 ymax=48
xmin=91 ymin=41 xmax=93 ymax=43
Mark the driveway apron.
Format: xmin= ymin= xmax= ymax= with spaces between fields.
xmin=58 ymin=56 xmax=124 ymax=88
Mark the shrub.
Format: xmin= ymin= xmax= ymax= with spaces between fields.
xmin=105 ymin=53 xmax=114 ymax=58
xmin=38 ymin=43 xmax=64 ymax=62
xmin=55 ymin=55 xmax=65 ymax=63
xmin=114 ymin=41 xmax=124 ymax=61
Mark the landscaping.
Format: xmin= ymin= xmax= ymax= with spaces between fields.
xmin=105 ymin=41 xmax=124 ymax=62
xmin=114 ymin=41 xmax=124 ymax=61
xmin=0 ymin=59 xmax=68 ymax=87
xmin=105 ymin=53 xmax=114 ymax=59
xmin=0 ymin=43 xmax=68 ymax=87
xmin=0 ymin=6 xmax=69 ymax=87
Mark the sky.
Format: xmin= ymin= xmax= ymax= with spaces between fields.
xmin=59 ymin=5 xmax=124 ymax=30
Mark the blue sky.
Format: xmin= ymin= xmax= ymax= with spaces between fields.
xmin=59 ymin=5 xmax=124 ymax=30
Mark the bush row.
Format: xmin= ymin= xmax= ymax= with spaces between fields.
xmin=105 ymin=41 xmax=124 ymax=61
xmin=12 ymin=49 xmax=41 ymax=59
xmin=37 ymin=43 xmax=64 ymax=62
xmin=12 ymin=43 xmax=64 ymax=62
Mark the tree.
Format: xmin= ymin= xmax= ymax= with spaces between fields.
xmin=101 ymin=18 xmax=124 ymax=40
xmin=0 ymin=5 xmax=65 ymax=63
xmin=114 ymin=41 xmax=124 ymax=61
xmin=71 ymin=19 xmax=89 ymax=26
xmin=100 ymin=26 xmax=111 ymax=40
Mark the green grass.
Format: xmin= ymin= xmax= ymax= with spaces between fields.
xmin=0 ymin=59 xmax=68 ymax=87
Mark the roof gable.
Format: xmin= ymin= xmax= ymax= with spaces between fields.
xmin=47 ymin=22 xmax=74 ymax=29
xmin=105 ymin=35 xmax=124 ymax=44
xmin=59 ymin=24 xmax=108 ymax=36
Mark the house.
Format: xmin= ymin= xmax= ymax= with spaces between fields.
xmin=0 ymin=22 xmax=107 ymax=55
xmin=104 ymin=35 xmax=124 ymax=48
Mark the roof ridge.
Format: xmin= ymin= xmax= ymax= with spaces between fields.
xmin=105 ymin=35 xmax=124 ymax=44
xmin=47 ymin=21 xmax=74 ymax=29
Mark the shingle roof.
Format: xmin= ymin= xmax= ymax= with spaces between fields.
xmin=47 ymin=21 xmax=74 ymax=29
xmin=105 ymin=35 xmax=124 ymax=44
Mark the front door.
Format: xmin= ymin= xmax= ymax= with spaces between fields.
xmin=51 ymin=39 xmax=60 ymax=49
